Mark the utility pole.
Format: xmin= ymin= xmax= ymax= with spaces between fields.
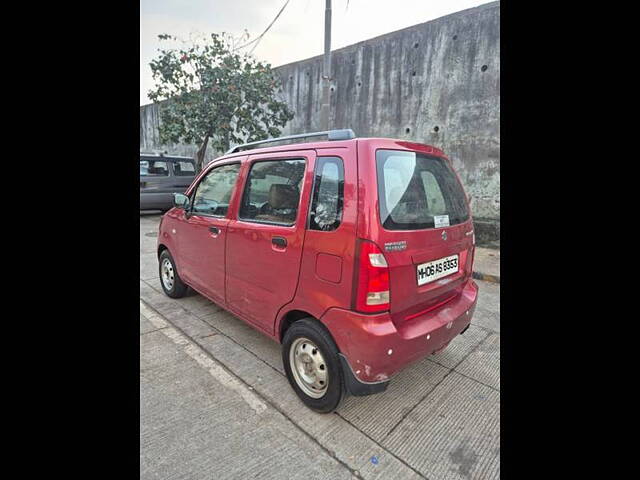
xmin=320 ymin=0 xmax=332 ymax=131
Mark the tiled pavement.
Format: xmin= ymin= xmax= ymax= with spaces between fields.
xmin=140 ymin=212 xmax=500 ymax=479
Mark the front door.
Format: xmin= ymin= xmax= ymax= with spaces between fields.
xmin=178 ymin=162 xmax=242 ymax=304
xmin=226 ymin=152 xmax=315 ymax=334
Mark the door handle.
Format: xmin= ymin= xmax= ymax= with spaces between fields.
xmin=272 ymin=236 xmax=287 ymax=248
xmin=209 ymin=226 xmax=220 ymax=235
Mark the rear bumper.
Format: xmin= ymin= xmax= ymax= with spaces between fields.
xmin=339 ymin=354 xmax=390 ymax=396
xmin=322 ymin=279 xmax=478 ymax=386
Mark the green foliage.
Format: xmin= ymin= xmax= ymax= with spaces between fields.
xmin=148 ymin=33 xmax=294 ymax=162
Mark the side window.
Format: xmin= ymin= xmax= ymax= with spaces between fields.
xmin=174 ymin=161 xmax=195 ymax=176
xmin=309 ymin=157 xmax=344 ymax=231
xmin=191 ymin=163 xmax=241 ymax=216
xmin=239 ymin=159 xmax=306 ymax=225
xmin=140 ymin=159 xmax=169 ymax=176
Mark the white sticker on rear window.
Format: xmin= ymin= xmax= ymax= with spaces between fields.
xmin=434 ymin=215 xmax=450 ymax=228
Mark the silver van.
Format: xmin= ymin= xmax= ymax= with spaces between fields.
xmin=140 ymin=153 xmax=196 ymax=211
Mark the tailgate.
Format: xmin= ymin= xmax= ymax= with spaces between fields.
xmin=372 ymin=148 xmax=475 ymax=326
xmin=384 ymin=222 xmax=474 ymax=326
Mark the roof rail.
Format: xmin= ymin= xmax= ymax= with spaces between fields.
xmin=225 ymin=128 xmax=356 ymax=154
xmin=139 ymin=149 xmax=167 ymax=156
xmin=140 ymin=150 xmax=194 ymax=160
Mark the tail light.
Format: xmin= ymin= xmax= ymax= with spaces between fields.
xmin=355 ymin=241 xmax=390 ymax=313
xmin=458 ymin=247 xmax=475 ymax=276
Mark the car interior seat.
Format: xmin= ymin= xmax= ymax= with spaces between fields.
xmin=255 ymin=184 xmax=299 ymax=223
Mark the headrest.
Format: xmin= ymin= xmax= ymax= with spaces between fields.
xmin=269 ymin=184 xmax=298 ymax=209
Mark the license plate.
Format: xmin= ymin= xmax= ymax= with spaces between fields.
xmin=417 ymin=254 xmax=459 ymax=286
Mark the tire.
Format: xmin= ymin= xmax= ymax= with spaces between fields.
xmin=282 ymin=318 xmax=345 ymax=413
xmin=158 ymin=249 xmax=188 ymax=298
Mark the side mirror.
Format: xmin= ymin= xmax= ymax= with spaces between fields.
xmin=173 ymin=193 xmax=190 ymax=210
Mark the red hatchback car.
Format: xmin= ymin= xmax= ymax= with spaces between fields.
xmin=157 ymin=129 xmax=478 ymax=412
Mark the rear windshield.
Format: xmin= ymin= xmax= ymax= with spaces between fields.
xmin=376 ymin=149 xmax=469 ymax=230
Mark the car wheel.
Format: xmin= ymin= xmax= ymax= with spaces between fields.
xmin=282 ymin=318 xmax=345 ymax=413
xmin=158 ymin=250 xmax=188 ymax=298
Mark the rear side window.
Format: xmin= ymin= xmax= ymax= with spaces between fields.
xmin=239 ymin=159 xmax=306 ymax=225
xmin=191 ymin=163 xmax=241 ymax=216
xmin=309 ymin=157 xmax=344 ymax=231
xmin=174 ymin=160 xmax=195 ymax=176
xmin=376 ymin=149 xmax=469 ymax=230
xmin=140 ymin=159 xmax=169 ymax=176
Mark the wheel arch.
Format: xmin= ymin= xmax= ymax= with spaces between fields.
xmin=157 ymin=243 xmax=169 ymax=258
xmin=278 ymin=310 xmax=313 ymax=343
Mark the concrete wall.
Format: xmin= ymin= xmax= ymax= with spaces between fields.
xmin=140 ymin=1 xmax=500 ymax=240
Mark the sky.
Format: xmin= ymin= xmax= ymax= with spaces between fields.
xmin=140 ymin=0 xmax=490 ymax=105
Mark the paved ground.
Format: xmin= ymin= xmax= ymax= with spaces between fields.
xmin=140 ymin=212 xmax=500 ymax=480
xmin=471 ymin=248 xmax=500 ymax=283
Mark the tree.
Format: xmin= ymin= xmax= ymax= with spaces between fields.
xmin=148 ymin=33 xmax=294 ymax=171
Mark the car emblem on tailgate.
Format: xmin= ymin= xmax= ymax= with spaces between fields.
xmin=385 ymin=241 xmax=407 ymax=252
xmin=441 ymin=231 xmax=447 ymax=241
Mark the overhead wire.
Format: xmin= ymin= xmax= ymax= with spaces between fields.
xmin=235 ymin=0 xmax=291 ymax=54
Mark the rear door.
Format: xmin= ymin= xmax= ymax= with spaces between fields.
xmin=170 ymin=158 xmax=197 ymax=193
xmin=140 ymin=156 xmax=175 ymax=209
xmin=371 ymin=148 xmax=475 ymax=325
xmin=225 ymin=151 xmax=315 ymax=334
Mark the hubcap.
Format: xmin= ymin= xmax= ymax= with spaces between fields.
xmin=289 ymin=337 xmax=329 ymax=398
xmin=161 ymin=258 xmax=175 ymax=291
